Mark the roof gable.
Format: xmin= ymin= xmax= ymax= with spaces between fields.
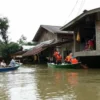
xmin=33 ymin=25 xmax=73 ymax=41
xmin=61 ymin=7 xmax=100 ymax=30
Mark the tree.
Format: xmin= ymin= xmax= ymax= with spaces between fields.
xmin=0 ymin=17 xmax=9 ymax=44
xmin=26 ymin=41 xmax=37 ymax=45
xmin=0 ymin=17 xmax=21 ymax=62
xmin=1 ymin=42 xmax=21 ymax=62
xmin=17 ymin=35 xmax=27 ymax=45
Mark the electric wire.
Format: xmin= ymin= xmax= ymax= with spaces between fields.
xmin=63 ymin=0 xmax=79 ymax=25
xmin=77 ymin=0 xmax=86 ymax=15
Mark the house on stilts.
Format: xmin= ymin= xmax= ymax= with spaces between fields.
xmin=61 ymin=7 xmax=100 ymax=68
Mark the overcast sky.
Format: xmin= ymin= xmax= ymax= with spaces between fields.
xmin=0 ymin=0 xmax=100 ymax=42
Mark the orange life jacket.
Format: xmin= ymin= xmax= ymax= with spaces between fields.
xmin=65 ymin=55 xmax=72 ymax=62
xmin=71 ymin=58 xmax=78 ymax=64
xmin=53 ymin=51 xmax=59 ymax=58
xmin=56 ymin=55 xmax=62 ymax=61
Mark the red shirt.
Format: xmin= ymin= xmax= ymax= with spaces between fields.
xmin=88 ymin=40 xmax=94 ymax=47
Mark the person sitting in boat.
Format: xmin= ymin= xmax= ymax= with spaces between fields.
xmin=56 ymin=52 xmax=62 ymax=64
xmin=1 ymin=60 xmax=6 ymax=67
xmin=65 ymin=53 xmax=73 ymax=64
xmin=9 ymin=57 xmax=16 ymax=67
xmin=70 ymin=57 xmax=78 ymax=64
xmin=53 ymin=49 xmax=59 ymax=64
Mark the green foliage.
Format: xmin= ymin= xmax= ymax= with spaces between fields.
xmin=17 ymin=35 xmax=27 ymax=45
xmin=25 ymin=41 xmax=37 ymax=45
xmin=7 ymin=42 xmax=21 ymax=54
xmin=0 ymin=17 xmax=21 ymax=62
xmin=0 ymin=17 xmax=9 ymax=44
xmin=0 ymin=42 xmax=21 ymax=62
xmin=17 ymin=35 xmax=37 ymax=46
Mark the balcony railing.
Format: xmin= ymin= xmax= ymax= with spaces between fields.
xmin=74 ymin=50 xmax=100 ymax=57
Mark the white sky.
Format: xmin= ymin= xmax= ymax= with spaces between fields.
xmin=0 ymin=0 xmax=100 ymax=42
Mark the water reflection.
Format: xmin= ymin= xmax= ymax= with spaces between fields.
xmin=35 ymin=67 xmax=79 ymax=100
xmin=0 ymin=65 xmax=100 ymax=100
xmin=66 ymin=72 xmax=78 ymax=86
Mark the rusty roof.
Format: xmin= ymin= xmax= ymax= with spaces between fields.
xmin=22 ymin=39 xmax=73 ymax=57
xmin=22 ymin=39 xmax=54 ymax=56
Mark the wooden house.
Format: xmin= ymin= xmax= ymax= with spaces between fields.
xmin=23 ymin=25 xmax=73 ymax=63
xmin=61 ymin=7 xmax=100 ymax=67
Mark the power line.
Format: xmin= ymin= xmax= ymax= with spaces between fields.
xmin=77 ymin=0 xmax=86 ymax=15
xmin=63 ymin=0 xmax=79 ymax=25
xmin=68 ymin=0 xmax=79 ymax=18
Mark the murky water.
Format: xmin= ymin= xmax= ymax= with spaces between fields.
xmin=0 ymin=65 xmax=100 ymax=100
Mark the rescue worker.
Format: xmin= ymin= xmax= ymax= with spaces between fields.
xmin=65 ymin=53 xmax=73 ymax=64
xmin=70 ymin=57 xmax=78 ymax=64
xmin=53 ymin=50 xmax=59 ymax=64
xmin=56 ymin=52 xmax=62 ymax=64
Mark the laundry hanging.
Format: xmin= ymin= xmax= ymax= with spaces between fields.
xmin=76 ymin=31 xmax=80 ymax=42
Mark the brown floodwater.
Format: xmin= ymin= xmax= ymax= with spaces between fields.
xmin=0 ymin=64 xmax=100 ymax=100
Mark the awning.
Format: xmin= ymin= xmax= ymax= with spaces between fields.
xmin=22 ymin=39 xmax=54 ymax=57
xmin=22 ymin=39 xmax=73 ymax=57
xmin=22 ymin=47 xmax=46 ymax=57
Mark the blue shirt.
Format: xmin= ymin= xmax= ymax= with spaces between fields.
xmin=9 ymin=59 xmax=16 ymax=67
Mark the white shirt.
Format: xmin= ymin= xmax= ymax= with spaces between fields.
xmin=1 ymin=62 xmax=6 ymax=67
xmin=9 ymin=59 xmax=16 ymax=67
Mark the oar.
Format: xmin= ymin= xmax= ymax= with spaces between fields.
xmin=80 ymin=64 xmax=88 ymax=69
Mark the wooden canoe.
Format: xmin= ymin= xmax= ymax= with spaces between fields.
xmin=47 ymin=62 xmax=81 ymax=69
xmin=0 ymin=63 xmax=20 ymax=72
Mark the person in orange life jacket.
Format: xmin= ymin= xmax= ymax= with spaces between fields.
xmin=53 ymin=50 xmax=59 ymax=64
xmin=56 ymin=52 xmax=62 ymax=64
xmin=65 ymin=53 xmax=73 ymax=64
xmin=70 ymin=57 xmax=78 ymax=64
xmin=53 ymin=50 xmax=59 ymax=58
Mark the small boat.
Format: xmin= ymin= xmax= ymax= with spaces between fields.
xmin=0 ymin=63 xmax=20 ymax=72
xmin=47 ymin=62 xmax=81 ymax=69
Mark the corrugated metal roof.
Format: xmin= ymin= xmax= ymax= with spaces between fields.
xmin=23 ymin=39 xmax=73 ymax=57
xmin=41 ymin=25 xmax=73 ymax=34
xmin=33 ymin=25 xmax=73 ymax=41
xmin=22 ymin=39 xmax=54 ymax=56
xmin=12 ymin=51 xmax=27 ymax=55
xmin=22 ymin=47 xmax=46 ymax=57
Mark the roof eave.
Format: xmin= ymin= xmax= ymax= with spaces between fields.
xmin=54 ymin=31 xmax=74 ymax=35
xmin=33 ymin=25 xmax=55 ymax=41
xmin=61 ymin=13 xmax=86 ymax=30
xmin=61 ymin=7 xmax=100 ymax=30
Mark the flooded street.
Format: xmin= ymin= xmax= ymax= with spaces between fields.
xmin=0 ymin=65 xmax=100 ymax=100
